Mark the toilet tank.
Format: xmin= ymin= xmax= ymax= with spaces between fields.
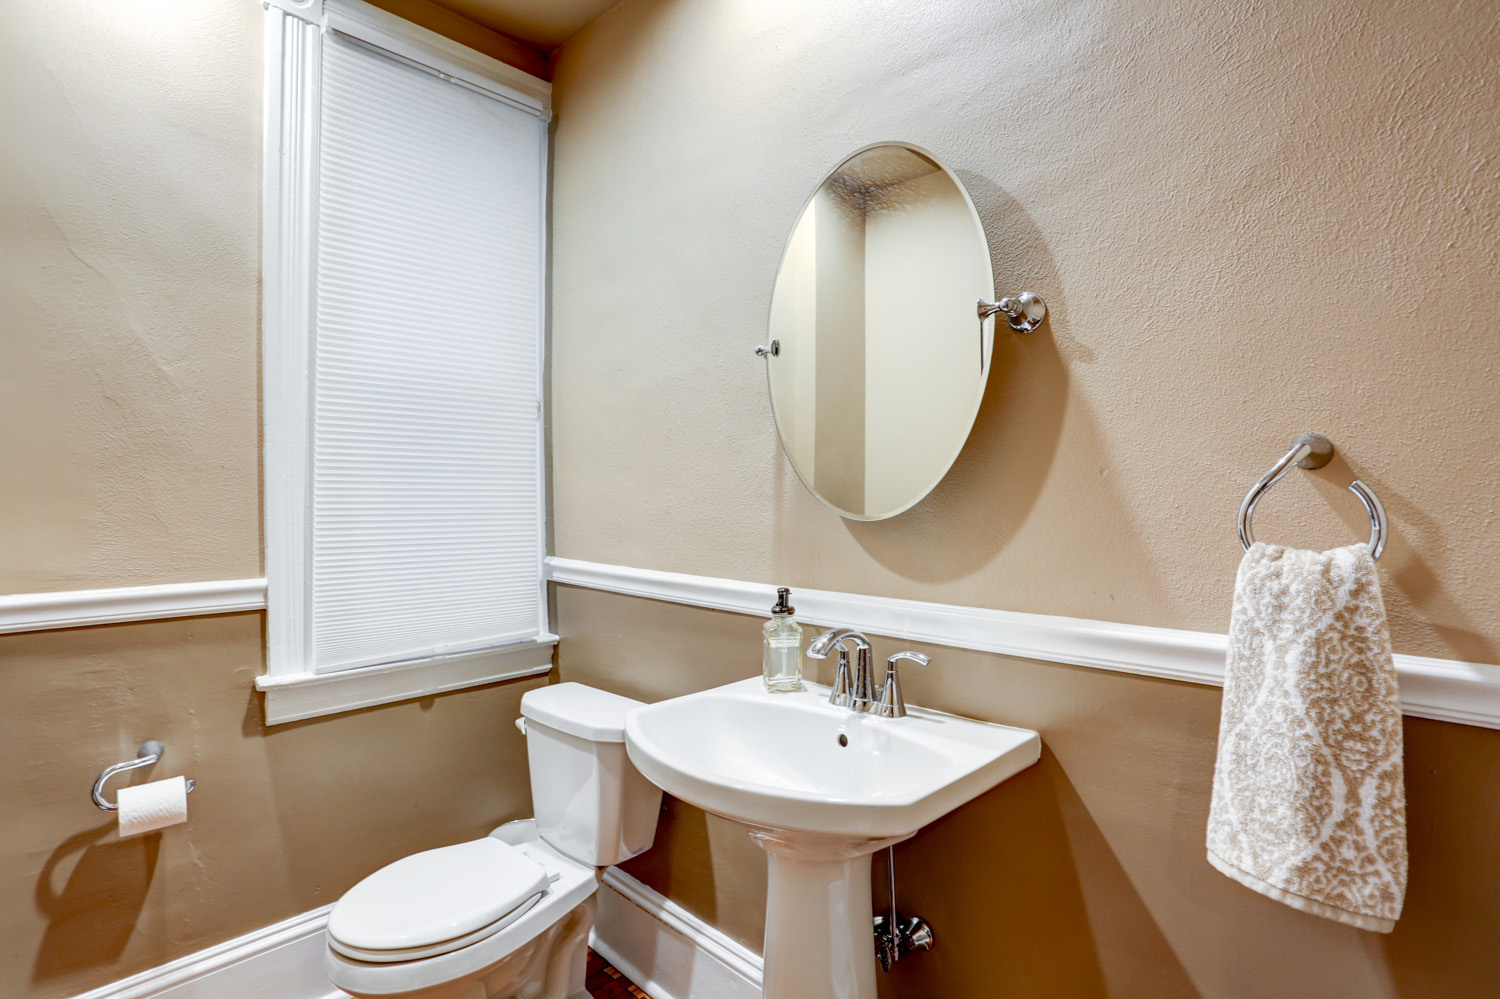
xmin=518 ymin=683 xmax=662 ymax=867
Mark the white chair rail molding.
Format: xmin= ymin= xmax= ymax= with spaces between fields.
xmin=544 ymin=557 xmax=1500 ymax=731
xmin=2 ymin=561 xmax=1496 ymax=729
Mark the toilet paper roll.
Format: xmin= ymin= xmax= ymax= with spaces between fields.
xmin=117 ymin=775 xmax=189 ymax=837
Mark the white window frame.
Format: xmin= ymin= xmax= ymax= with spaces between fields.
xmin=256 ymin=0 xmax=555 ymax=724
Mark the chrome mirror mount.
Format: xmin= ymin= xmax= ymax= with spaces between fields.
xmin=977 ymin=291 xmax=1047 ymax=333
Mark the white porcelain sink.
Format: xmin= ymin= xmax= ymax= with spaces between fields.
xmin=624 ymin=677 xmax=1040 ymax=999
xmin=625 ymin=677 xmax=1039 ymax=839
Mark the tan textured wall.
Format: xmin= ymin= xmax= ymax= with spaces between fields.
xmin=1 ymin=3 xmax=552 ymax=997
xmin=548 ymin=1 xmax=1500 ymax=996
xmin=549 ymin=0 xmax=1500 ymax=664
xmin=0 ymin=0 xmax=264 ymax=592
xmin=556 ymin=586 xmax=1500 ymax=998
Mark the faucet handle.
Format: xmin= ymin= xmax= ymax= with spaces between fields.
xmin=829 ymin=647 xmax=853 ymax=707
xmin=876 ymin=652 xmax=929 ymax=718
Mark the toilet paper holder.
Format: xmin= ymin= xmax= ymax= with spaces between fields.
xmin=91 ymin=740 xmax=196 ymax=811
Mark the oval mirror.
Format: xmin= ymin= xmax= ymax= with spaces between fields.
xmin=764 ymin=143 xmax=997 ymax=521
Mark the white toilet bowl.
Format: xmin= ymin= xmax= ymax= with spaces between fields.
xmin=324 ymin=684 xmax=662 ymax=999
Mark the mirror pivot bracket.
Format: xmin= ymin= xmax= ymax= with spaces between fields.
xmin=978 ymin=291 xmax=1047 ymax=333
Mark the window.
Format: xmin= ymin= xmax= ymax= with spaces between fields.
xmin=258 ymin=0 xmax=554 ymax=723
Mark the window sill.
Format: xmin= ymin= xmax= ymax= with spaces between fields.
xmin=254 ymin=635 xmax=558 ymax=725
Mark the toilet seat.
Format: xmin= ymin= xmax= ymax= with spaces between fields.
xmin=328 ymin=838 xmax=550 ymax=963
xmin=325 ymin=829 xmax=602 ymax=999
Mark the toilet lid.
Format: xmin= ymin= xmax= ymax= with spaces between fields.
xmin=327 ymin=894 xmax=544 ymax=963
xmin=328 ymin=838 xmax=549 ymax=953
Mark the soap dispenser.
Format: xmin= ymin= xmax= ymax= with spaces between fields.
xmin=762 ymin=587 xmax=805 ymax=693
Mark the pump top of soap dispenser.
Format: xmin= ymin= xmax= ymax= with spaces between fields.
xmin=763 ymin=588 xmax=804 ymax=693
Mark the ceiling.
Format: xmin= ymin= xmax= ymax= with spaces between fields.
xmin=428 ymin=0 xmax=623 ymax=51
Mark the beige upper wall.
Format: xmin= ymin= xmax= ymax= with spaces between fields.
xmin=0 ymin=0 xmax=545 ymax=596
xmin=549 ymin=0 xmax=1500 ymax=662
xmin=0 ymin=0 xmax=264 ymax=591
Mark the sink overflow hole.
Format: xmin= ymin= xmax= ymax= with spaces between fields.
xmin=837 ymin=733 xmax=849 ymax=747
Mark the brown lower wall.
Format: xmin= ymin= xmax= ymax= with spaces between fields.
xmin=554 ymin=584 xmax=1500 ymax=999
xmin=2 ymin=613 xmax=548 ymax=999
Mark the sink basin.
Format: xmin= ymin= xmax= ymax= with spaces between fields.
xmin=624 ymin=677 xmax=1039 ymax=840
xmin=624 ymin=677 xmax=1040 ymax=999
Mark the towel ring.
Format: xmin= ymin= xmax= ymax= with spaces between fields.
xmin=1237 ymin=433 xmax=1387 ymax=560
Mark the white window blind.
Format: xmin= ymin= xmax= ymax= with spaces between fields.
xmin=308 ymin=32 xmax=545 ymax=674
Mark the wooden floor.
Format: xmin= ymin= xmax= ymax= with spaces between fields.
xmin=586 ymin=949 xmax=653 ymax=999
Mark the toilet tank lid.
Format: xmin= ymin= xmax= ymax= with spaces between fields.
xmin=520 ymin=683 xmax=645 ymax=742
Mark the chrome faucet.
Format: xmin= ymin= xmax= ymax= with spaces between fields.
xmin=807 ymin=629 xmax=930 ymax=718
xmin=807 ymin=628 xmax=872 ymax=710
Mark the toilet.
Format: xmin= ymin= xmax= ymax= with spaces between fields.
xmin=324 ymin=683 xmax=663 ymax=999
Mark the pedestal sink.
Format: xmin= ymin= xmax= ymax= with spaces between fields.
xmin=624 ymin=678 xmax=1041 ymax=999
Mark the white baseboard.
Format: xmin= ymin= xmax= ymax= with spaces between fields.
xmin=65 ymin=872 xmax=758 ymax=999
xmin=592 ymin=868 xmax=762 ymax=999
xmin=65 ymin=905 xmax=338 ymax=999
xmin=545 ymin=556 xmax=1500 ymax=731
xmin=71 ymin=873 xmax=760 ymax=999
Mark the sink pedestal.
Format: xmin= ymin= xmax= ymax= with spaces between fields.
xmin=749 ymin=827 xmax=909 ymax=999
xmin=623 ymin=679 xmax=1042 ymax=999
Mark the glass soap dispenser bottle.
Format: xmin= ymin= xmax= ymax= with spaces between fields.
xmin=762 ymin=587 xmax=805 ymax=693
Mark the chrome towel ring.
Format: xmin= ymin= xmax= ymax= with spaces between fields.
xmin=1237 ymin=433 xmax=1387 ymax=560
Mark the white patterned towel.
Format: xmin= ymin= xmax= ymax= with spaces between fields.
xmin=1206 ymin=542 xmax=1406 ymax=932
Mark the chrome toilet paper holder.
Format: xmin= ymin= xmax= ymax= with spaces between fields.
xmin=91 ymin=740 xmax=196 ymax=811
